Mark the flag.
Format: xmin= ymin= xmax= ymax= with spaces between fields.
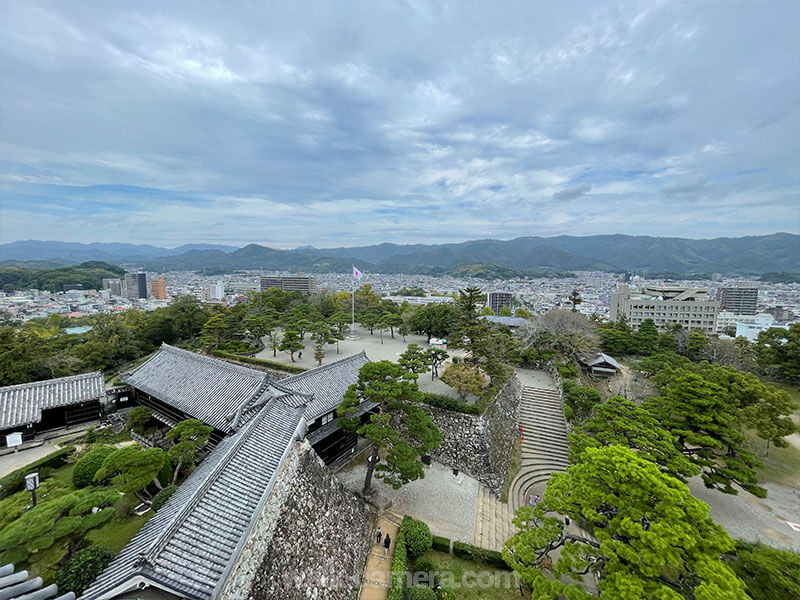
xmin=353 ymin=265 xmax=363 ymax=280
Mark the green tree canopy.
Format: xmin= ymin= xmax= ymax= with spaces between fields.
xmin=440 ymin=363 xmax=485 ymax=400
xmin=0 ymin=488 xmax=119 ymax=565
xmin=166 ymin=419 xmax=213 ymax=484
xmin=645 ymin=373 xmax=765 ymax=497
xmin=398 ymin=343 xmax=430 ymax=379
xmin=94 ymin=445 xmax=169 ymax=505
xmin=503 ymin=445 xmax=748 ymax=600
xmin=568 ymin=396 xmax=699 ymax=480
xmin=337 ymin=361 xmax=441 ymax=495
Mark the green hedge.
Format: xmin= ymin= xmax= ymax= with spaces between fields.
xmin=400 ymin=516 xmax=433 ymax=558
xmin=0 ymin=445 xmax=76 ymax=499
xmin=432 ymin=535 xmax=451 ymax=553
xmin=387 ymin=530 xmax=407 ymax=600
xmin=73 ymin=446 xmax=116 ymax=488
xmin=152 ymin=484 xmax=178 ymax=512
xmin=211 ymin=350 xmax=307 ymax=374
xmin=452 ymin=541 xmax=509 ymax=570
xmin=421 ymin=392 xmax=481 ymax=415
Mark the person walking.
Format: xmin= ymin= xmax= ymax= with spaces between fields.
xmin=383 ymin=533 xmax=391 ymax=555
xmin=376 ymin=527 xmax=382 ymax=544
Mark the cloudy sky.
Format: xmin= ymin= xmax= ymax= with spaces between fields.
xmin=1 ymin=1 xmax=798 ymax=249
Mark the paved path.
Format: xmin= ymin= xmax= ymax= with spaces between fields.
xmin=0 ymin=443 xmax=58 ymax=478
xmin=359 ymin=513 xmax=401 ymax=600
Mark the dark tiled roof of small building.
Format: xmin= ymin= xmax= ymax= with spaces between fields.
xmin=120 ymin=344 xmax=271 ymax=433
xmin=0 ymin=372 xmax=105 ymax=430
xmin=79 ymin=397 xmax=306 ymax=600
xmin=282 ymin=351 xmax=369 ymax=420
xmin=579 ymin=352 xmax=621 ymax=370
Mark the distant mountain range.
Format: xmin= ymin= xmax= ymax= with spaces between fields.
xmin=1 ymin=234 xmax=797 ymax=277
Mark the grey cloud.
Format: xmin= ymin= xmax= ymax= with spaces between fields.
xmin=553 ymin=184 xmax=592 ymax=201
xmin=0 ymin=1 xmax=798 ymax=245
xmin=663 ymin=174 xmax=709 ymax=194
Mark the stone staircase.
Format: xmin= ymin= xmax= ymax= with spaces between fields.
xmin=473 ymin=483 xmax=517 ymax=551
xmin=508 ymin=386 xmax=570 ymax=512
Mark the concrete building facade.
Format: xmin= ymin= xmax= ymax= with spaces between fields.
xmin=487 ymin=291 xmax=513 ymax=314
xmin=125 ymin=272 xmax=147 ymax=299
xmin=610 ymin=284 xmax=719 ymax=333
xmin=716 ymin=287 xmax=758 ymax=315
xmin=150 ymin=276 xmax=167 ymax=300
xmin=102 ymin=278 xmax=123 ymax=296
xmin=260 ymin=276 xmax=316 ymax=294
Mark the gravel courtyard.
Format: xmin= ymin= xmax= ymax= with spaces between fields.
xmin=257 ymin=324 xmax=466 ymax=397
xmin=336 ymin=452 xmax=479 ymax=544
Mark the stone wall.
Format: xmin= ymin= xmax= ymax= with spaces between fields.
xmin=423 ymin=376 xmax=521 ymax=497
xmin=219 ymin=439 xmax=371 ymax=600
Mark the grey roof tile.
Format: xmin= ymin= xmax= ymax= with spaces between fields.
xmin=0 ymin=372 xmax=105 ymax=430
xmin=79 ymin=397 xmax=305 ymax=600
xmin=120 ymin=344 xmax=271 ymax=433
xmin=282 ymin=351 xmax=369 ymax=420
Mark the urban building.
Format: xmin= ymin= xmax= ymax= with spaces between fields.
xmin=260 ymin=275 xmax=316 ymax=294
xmin=609 ymin=284 xmax=719 ymax=333
xmin=151 ymin=276 xmax=168 ymax=300
xmin=102 ymin=278 xmax=123 ymax=296
xmin=383 ymin=295 xmax=455 ymax=306
xmin=125 ymin=272 xmax=148 ymax=299
xmin=487 ymin=291 xmax=513 ymax=314
xmin=202 ymin=281 xmax=224 ymax=302
xmin=716 ymin=287 xmax=758 ymax=315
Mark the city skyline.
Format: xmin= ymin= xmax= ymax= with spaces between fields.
xmin=1 ymin=1 xmax=799 ymax=248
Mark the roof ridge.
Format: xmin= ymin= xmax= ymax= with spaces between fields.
xmin=160 ymin=343 xmax=267 ymax=379
xmin=0 ymin=370 xmax=103 ymax=391
xmin=284 ymin=350 xmax=369 ymax=382
xmin=142 ymin=400 xmax=277 ymax=564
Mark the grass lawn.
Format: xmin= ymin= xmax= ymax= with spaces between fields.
xmin=86 ymin=511 xmax=153 ymax=553
xmin=747 ymin=381 xmax=800 ymax=488
xmin=501 ymin=437 xmax=522 ymax=503
xmin=424 ymin=550 xmax=525 ymax=599
xmin=1 ymin=451 xmax=154 ymax=584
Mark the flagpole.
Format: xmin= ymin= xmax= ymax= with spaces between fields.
xmin=349 ymin=265 xmax=358 ymax=339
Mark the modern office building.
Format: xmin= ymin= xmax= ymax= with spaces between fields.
xmin=125 ymin=272 xmax=147 ymax=299
xmin=487 ymin=291 xmax=513 ymax=314
xmin=260 ymin=275 xmax=316 ymax=294
xmin=716 ymin=287 xmax=758 ymax=315
xmin=102 ymin=278 xmax=123 ymax=296
xmin=610 ymin=284 xmax=719 ymax=333
xmin=151 ymin=276 xmax=168 ymax=300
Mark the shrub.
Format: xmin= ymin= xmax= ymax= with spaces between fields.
xmin=210 ymin=350 xmax=307 ymax=374
xmin=407 ymin=585 xmax=437 ymax=600
xmin=432 ymin=535 xmax=451 ymax=553
xmin=127 ymin=406 xmax=153 ymax=435
xmin=452 ymin=541 xmax=509 ymax=569
xmin=55 ymin=545 xmax=115 ymax=595
xmin=401 ymin=517 xmax=432 ymax=559
xmin=158 ymin=455 xmax=173 ymax=488
xmin=0 ymin=445 xmax=76 ymax=499
xmin=387 ymin=531 xmax=407 ymax=600
xmin=84 ymin=427 xmax=98 ymax=443
xmin=151 ymin=484 xmax=178 ymax=512
xmin=414 ymin=554 xmax=436 ymax=574
xmin=72 ymin=446 xmax=116 ymax=488
xmin=421 ymin=393 xmax=481 ymax=415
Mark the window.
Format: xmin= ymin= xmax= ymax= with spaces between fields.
xmin=321 ymin=412 xmax=335 ymax=426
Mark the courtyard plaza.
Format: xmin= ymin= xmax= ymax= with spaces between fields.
xmin=257 ymin=324 xmax=467 ymax=397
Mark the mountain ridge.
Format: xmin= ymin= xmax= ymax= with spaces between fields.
xmin=1 ymin=234 xmax=797 ymax=276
